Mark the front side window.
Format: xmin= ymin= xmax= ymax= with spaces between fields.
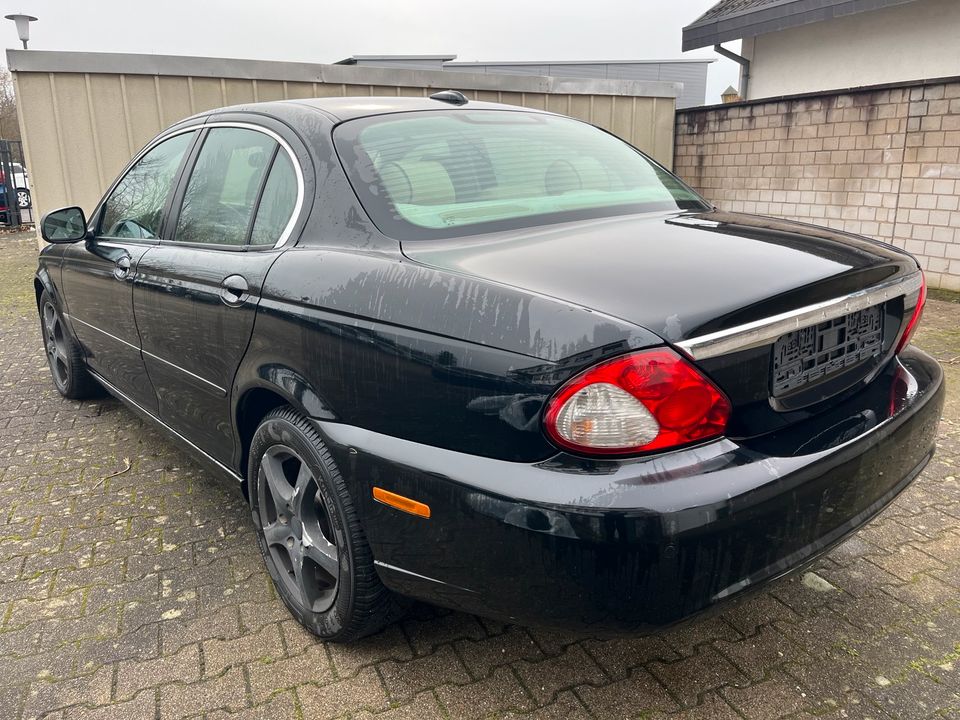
xmin=175 ymin=128 xmax=277 ymax=246
xmin=334 ymin=110 xmax=708 ymax=240
xmin=100 ymin=131 xmax=195 ymax=239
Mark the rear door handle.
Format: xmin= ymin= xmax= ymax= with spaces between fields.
xmin=113 ymin=254 xmax=131 ymax=280
xmin=219 ymin=274 xmax=249 ymax=307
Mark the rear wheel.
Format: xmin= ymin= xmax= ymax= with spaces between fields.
xmin=248 ymin=407 xmax=402 ymax=641
xmin=39 ymin=291 xmax=98 ymax=399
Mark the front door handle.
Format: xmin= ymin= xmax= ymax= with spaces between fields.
xmin=113 ymin=255 xmax=131 ymax=281
xmin=219 ymin=274 xmax=249 ymax=307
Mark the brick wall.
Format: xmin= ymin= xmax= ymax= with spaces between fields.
xmin=674 ymin=80 xmax=960 ymax=291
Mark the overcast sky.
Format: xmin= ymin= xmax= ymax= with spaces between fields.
xmin=1 ymin=0 xmax=740 ymax=104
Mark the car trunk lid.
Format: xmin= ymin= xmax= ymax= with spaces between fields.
xmin=401 ymin=209 xmax=922 ymax=438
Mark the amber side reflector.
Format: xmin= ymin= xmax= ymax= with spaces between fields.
xmin=373 ymin=487 xmax=431 ymax=518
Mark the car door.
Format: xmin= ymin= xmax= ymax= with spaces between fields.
xmin=133 ymin=120 xmax=304 ymax=464
xmin=60 ymin=129 xmax=199 ymax=414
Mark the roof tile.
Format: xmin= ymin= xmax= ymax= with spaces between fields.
xmin=689 ymin=0 xmax=789 ymax=27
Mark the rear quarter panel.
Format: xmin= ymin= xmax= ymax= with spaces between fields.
xmin=231 ymin=103 xmax=661 ymax=464
xmin=234 ymin=245 xmax=661 ymax=462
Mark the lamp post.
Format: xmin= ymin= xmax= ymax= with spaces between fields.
xmin=4 ymin=13 xmax=38 ymax=49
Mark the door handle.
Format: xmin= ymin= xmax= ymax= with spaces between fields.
xmin=219 ymin=274 xmax=249 ymax=307
xmin=113 ymin=255 xmax=131 ymax=280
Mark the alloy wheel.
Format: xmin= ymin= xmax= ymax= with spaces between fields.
xmin=42 ymin=302 xmax=69 ymax=389
xmin=257 ymin=445 xmax=340 ymax=613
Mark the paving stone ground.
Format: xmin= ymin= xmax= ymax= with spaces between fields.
xmin=1 ymin=231 xmax=958 ymax=720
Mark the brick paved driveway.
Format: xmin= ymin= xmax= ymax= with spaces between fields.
xmin=1 ymin=232 xmax=958 ymax=720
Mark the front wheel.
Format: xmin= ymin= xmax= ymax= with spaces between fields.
xmin=39 ymin=291 xmax=99 ymax=399
xmin=248 ymin=407 xmax=402 ymax=641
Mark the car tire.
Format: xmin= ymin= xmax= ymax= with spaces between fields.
xmin=16 ymin=188 xmax=31 ymax=209
xmin=39 ymin=290 xmax=99 ymax=399
xmin=248 ymin=406 xmax=403 ymax=642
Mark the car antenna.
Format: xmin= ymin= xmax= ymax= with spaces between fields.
xmin=429 ymin=90 xmax=469 ymax=106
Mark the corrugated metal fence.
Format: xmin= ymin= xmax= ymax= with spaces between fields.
xmin=7 ymin=50 xmax=679 ymax=223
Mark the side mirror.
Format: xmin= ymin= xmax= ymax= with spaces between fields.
xmin=40 ymin=206 xmax=88 ymax=243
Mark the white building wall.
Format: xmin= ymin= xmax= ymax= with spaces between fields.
xmin=743 ymin=0 xmax=960 ymax=100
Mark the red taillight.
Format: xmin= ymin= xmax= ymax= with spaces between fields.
xmin=543 ymin=349 xmax=731 ymax=456
xmin=895 ymin=272 xmax=926 ymax=354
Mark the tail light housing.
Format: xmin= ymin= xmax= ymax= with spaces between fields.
xmin=895 ymin=272 xmax=926 ymax=354
xmin=543 ymin=349 xmax=731 ymax=456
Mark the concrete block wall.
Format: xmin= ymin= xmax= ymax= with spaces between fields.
xmin=675 ymin=80 xmax=960 ymax=291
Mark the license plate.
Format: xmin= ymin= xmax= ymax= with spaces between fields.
xmin=772 ymin=305 xmax=884 ymax=396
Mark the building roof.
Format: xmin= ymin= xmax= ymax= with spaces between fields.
xmin=333 ymin=55 xmax=712 ymax=108
xmin=7 ymin=49 xmax=680 ymax=103
xmin=445 ymin=58 xmax=714 ymax=67
xmin=336 ymin=54 xmax=458 ymax=64
xmin=682 ymin=0 xmax=919 ymax=50
xmin=338 ymin=55 xmax=712 ymax=67
xmin=284 ymin=96 xmax=527 ymax=122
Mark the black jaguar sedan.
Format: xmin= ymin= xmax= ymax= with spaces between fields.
xmin=36 ymin=92 xmax=944 ymax=642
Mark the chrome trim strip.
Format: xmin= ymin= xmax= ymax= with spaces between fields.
xmin=90 ymin=370 xmax=244 ymax=484
xmin=92 ymin=125 xmax=201 ymax=237
xmin=95 ymin=240 xmax=151 ymax=250
xmin=201 ymin=121 xmax=305 ymax=249
xmin=67 ymin=314 xmax=140 ymax=352
xmin=97 ymin=121 xmax=305 ymax=249
xmin=676 ymin=271 xmax=923 ymax=361
xmin=140 ymin=348 xmax=227 ymax=396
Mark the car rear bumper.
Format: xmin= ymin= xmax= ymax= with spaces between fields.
xmin=317 ymin=347 xmax=944 ymax=633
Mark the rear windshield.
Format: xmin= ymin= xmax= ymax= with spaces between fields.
xmin=334 ymin=110 xmax=709 ymax=240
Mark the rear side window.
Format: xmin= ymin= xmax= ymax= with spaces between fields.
xmin=100 ymin=131 xmax=195 ymax=239
xmin=334 ymin=110 xmax=708 ymax=240
xmin=250 ymin=151 xmax=298 ymax=246
xmin=175 ymin=128 xmax=277 ymax=246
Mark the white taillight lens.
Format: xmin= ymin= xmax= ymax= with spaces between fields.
xmin=553 ymin=383 xmax=659 ymax=449
xmin=543 ymin=349 xmax=731 ymax=456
